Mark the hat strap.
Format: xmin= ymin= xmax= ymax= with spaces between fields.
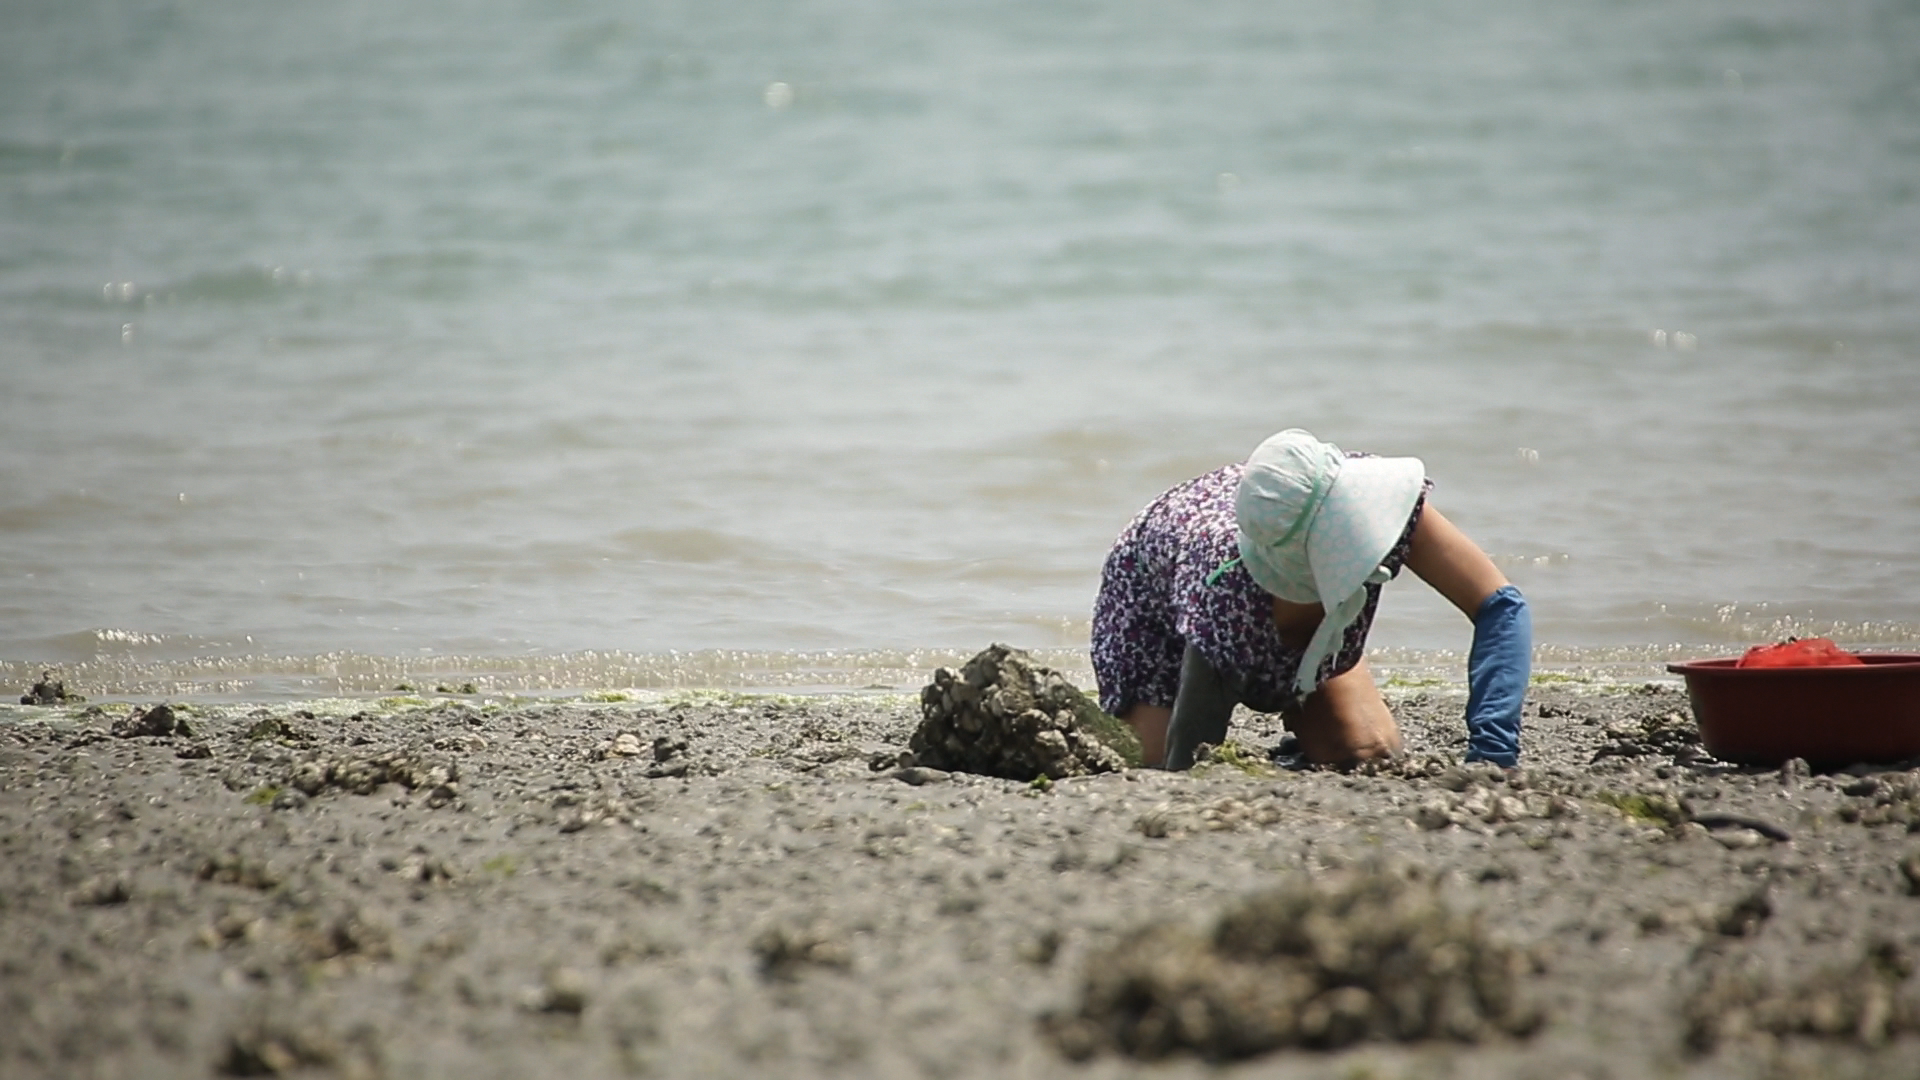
xmin=1204 ymin=556 xmax=1240 ymax=587
xmin=1293 ymin=563 xmax=1392 ymax=697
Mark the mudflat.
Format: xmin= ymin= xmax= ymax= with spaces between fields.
xmin=5 ymin=671 xmax=1920 ymax=1079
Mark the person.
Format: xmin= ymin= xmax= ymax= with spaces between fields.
xmin=1090 ymin=429 xmax=1529 ymax=770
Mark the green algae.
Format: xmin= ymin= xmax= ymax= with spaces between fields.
xmin=1596 ymin=790 xmax=1687 ymax=827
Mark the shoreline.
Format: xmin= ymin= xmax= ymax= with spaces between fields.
xmin=13 ymin=634 xmax=1920 ymax=708
xmin=0 ymin=652 xmax=1714 ymax=710
xmin=5 ymin=680 xmax=1920 ymax=1078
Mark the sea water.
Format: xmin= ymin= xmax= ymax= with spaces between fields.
xmin=3 ymin=0 xmax=1918 ymax=699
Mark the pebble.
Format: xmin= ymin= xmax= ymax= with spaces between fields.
xmin=1898 ymin=852 xmax=1920 ymax=894
xmin=533 ymin=968 xmax=589 ymax=1015
xmin=1414 ymin=800 xmax=1455 ymax=831
xmin=69 ymin=876 xmax=131 ymax=906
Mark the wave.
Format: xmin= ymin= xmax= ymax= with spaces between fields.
xmin=1648 ymin=605 xmax=1920 ymax=649
xmin=21 ymin=265 xmax=318 ymax=311
xmin=0 ymin=627 xmax=204 ymax=664
xmin=0 ymin=139 xmax=131 ymax=174
xmin=0 ymin=490 xmax=126 ymax=533
xmin=609 ymin=526 xmax=755 ymax=564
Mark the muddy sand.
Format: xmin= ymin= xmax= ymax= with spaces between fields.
xmin=6 ymin=651 xmax=1920 ymax=1080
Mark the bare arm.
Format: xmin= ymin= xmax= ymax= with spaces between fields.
xmin=1405 ymin=503 xmax=1530 ymax=766
xmin=1403 ymin=505 xmax=1508 ymax=619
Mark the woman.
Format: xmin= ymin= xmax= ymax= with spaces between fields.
xmin=1091 ymin=429 xmax=1529 ymax=770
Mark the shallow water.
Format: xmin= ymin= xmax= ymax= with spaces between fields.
xmin=3 ymin=0 xmax=1918 ymax=697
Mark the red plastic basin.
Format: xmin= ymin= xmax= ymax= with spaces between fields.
xmin=1666 ymin=653 xmax=1920 ymax=767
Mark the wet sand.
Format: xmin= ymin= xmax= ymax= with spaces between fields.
xmin=5 ymin=673 xmax=1920 ymax=1079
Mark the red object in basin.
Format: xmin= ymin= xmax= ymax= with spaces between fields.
xmin=1666 ymin=653 xmax=1920 ymax=767
xmin=1736 ymin=637 xmax=1862 ymax=668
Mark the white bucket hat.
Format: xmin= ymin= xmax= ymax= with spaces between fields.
xmin=1228 ymin=429 xmax=1426 ymax=695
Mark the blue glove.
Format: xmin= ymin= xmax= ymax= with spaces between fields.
xmin=1465 ymin=585 xmax=1530 ymax=766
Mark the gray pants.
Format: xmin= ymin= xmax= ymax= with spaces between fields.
xmin=1162 ymin=644 xmax=1243 ymax=771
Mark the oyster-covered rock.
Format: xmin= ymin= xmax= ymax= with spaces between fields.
xmin=1046 ymin=866 xmax=1542 ymax=1061
xmin=909 ymin=644 xmax=1141 ymax=780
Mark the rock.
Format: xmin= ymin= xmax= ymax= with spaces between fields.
xmin=431 ymin=733 xmax=488 ymax=752
xmin=1596 ymin=790 xmax=1688 ymax=829
xmin=217 ymin=1024 xmax=337 ymax=1076
xmin=200 ymin=908 xmax=265 ymax=948
xmin=1414 ymin=800 xmax=1456 ymax=831
xmin=1488 ymin=796 xmax=1529 ymax=824
xmin=1711 ymin=828 xmax=1766 ymax=850
xmin=1459 ymin=787 xmax=1494 ymax=820
xmin=297 ymin=909 xmax=392 ymax=964
xmin=1135 ymin=805 xmax=1177 ymax=839
xmin=1052 ymin=840 xmax=1134 ymax=873
xmin=69 ymin=876 xmax=131 ymax=906
xmin=381 ymin=852 xmax=457 ymax=884
xmin=1198 ymin=797 xmax=1279 ymax=830
xmin=908 ymin=644 xmax=1142 ymax=781
xmin=1899 ymin=852 xmax=1920 ymax=896
xmin=1690 ymin=812 xmax=1791 ymax=842
xmin=198 ymin=854 xmax=281 ymax=890
xmin=276 ymin=751 xmax=457 ymax=804
xmin=937 ymin=891 xmax=982 ymax=915
xmin=1684 ymin=941 xmax=1919 ymax=1051
xmin=20 ymin=670 xmax=79 ymax=706
xmin=530 ymin=968 xmax=590 ymax=1015
xmin=246 ymin=715 xmax=307 ymax=743
xmin=608 ymin=733 xmax=645 ymax=757
xmin=1592 ymin=709 xmax=1702 ymax=763
xmin=112 ymin=703 xmax=189 ymax=738
xmin=1046 ymin=867 xmax=1542 ymax=1061
xmin=1842 ymin=777 xmax=1886 ymax=798
xmin=751 ymin=924 xmax=852 ymax=981
xmin=290 ymin=761 xmax=330 ymax=795
xmin=1713 ymin=886 xmax=1772 ymax=937
xmin=1636 ymin=902 xmax=1714 ymax=935
xmin=1019 ymin=928 xmax=1064 ymax=966
xmin=1413 ymin=787 xmax=1552 ymax=831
